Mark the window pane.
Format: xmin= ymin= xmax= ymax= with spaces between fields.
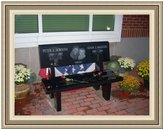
xmin=15 ymin=15 xmax=38 ymax=33
xmin=42 ymin=15 xmax=89 ymax=32
xmin=92 ymin=15 xmax=115 ymax=31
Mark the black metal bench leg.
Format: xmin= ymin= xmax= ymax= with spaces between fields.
xmin=54 ymin=92 xmax=61 ymax=111
xmin=50 ymin=93 xmax=54 ymax=99
xmin=93 ymin=85 xmax=100 ymax=90
xmin=102 ymin=82 xmax=111 ymax=100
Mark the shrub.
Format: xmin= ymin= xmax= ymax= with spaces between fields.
xmin=15 ymin=64 xmax=31 ymax=85
xmin=136 ymin=60 xmax=149 ymax=80
xmin=119 ymin=75 xmax=141 ymax=93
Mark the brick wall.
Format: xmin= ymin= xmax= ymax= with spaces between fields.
xmin=121 ymin=15 xmax=149 ymax=37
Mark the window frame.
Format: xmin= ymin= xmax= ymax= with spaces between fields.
xmin=15 ymin=14 xmax=123 ymax=48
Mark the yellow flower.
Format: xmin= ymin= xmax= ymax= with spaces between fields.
xmin=119 ymin=75 xmax=141 ymax=93
xmin=136 ymin=60 xmax=149 ymax=79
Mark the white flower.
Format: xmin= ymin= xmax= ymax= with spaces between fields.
xmin=15 ymin=64 xmax=31 ymax=85
xmin=118 ymin=57 xmax=136 ymax=71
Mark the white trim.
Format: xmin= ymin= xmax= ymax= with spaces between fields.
xmin=38 ymin=14 xmax=43 ymax=35
xmin=89 ymin=14 xmax=93 ymax=32
xmin=15 ymin=15 xmax=123 ymax=48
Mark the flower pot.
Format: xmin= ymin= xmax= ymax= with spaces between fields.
xmin=15 ymin=84 xmax=30 ymax=100
xmin=118 ymin=71 xmax=129 ymax=77
xmin=117 ymin=68 xmax=130 ymax=77
xmin=112 ymin=90 xmax=130 ymax=99
xmin=144 ymin=79 xmax=149 ymax=90
xmin=122 ymin=91 xmax=130 ymax=98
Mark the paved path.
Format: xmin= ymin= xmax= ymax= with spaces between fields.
xmin=15 ymin=82 xmax=149 ymax=115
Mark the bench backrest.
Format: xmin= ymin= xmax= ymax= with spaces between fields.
xmin=39 ymin=41 xmax=110 ymax=76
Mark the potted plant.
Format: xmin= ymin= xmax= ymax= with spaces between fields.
xmin=15 ymin=63 xmax=32 ymax=99
xmin=119 ymin=75 xmax=141 ymax=98
xmin=105 ymin=55 xmax=122 ymax=74
xmin=136 ymin=60 xmax=149 ymax=90
xmin=117 ymin=57 xmax=136 ymax=76
xmin=105 ymin=60 xmax=120 ymax=73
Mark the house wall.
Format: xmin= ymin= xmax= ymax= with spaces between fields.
xmin=121 ymin=15 xmax=149 ymax=37
xmin=110 ymin=37 xmax=149 ymax=62
xmin=15 ymin=15 xmax=149 ymax=81
xmin=112 ymin=15 xmax=149 ymax=63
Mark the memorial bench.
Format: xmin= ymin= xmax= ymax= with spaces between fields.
xmin=39 ymin=41 xmax=123 ymax=111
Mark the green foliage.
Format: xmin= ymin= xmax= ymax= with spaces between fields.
xmin=106 ymin=60 xmax=120 ymax=73
xmin=137 ymin=60 xmax=149 ymax=80
xmin=28 ymin=72 xmax=37 ymax=84
xmin=119 ymin=75 xmax=141 ymax=93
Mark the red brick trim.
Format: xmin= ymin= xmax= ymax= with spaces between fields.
xmin=121 ymin=29 xmax=149 ymax=37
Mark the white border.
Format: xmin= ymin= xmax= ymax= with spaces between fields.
xmin=11 ymin=9 xmax=154 ymax=122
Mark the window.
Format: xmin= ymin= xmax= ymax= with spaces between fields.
xmin=42 ymin=15 xmax=89 ymax=32
xmin=15 ymin=15 xmax=38 ymax=33
xmin=15 ymin=14 xmax=123 ymax=48
xmin=92 ymin=15 xmax=115 ymax=31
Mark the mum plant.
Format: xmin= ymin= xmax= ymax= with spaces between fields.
xmin=119 ymin=75 xmax=141 ymax=93
xmin=118 ymin=57 xmax=136 ymax=71
xmin=136 ymin=60 xmax=149 ymax=80
xmin=15 ymin=64 xmax=32 ymax=85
